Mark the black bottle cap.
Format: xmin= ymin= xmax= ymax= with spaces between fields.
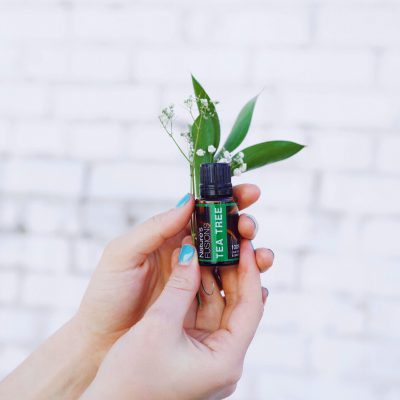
xmin=200 ymin=162 xmax=233 ymax=198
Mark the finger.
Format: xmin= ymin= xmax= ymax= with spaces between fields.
xmin=106 ymin=193 xmax=194 ymax=265
xmin=238 ymin=214 xmax=258 ymax=240
xmin=255 ymin=248 xmax=274 ymax=273
xmin=196 ymin=267 xmax=225 ymax=332
xmin=219 ymin=266 xmax=238 ymax=328
xmin=146 ymin=244 xmax=200 ymax=331
xmin=221 ymin=240 xmax=263 ymax=350
xmin=233 ymin=184 xmax=261 ymax=211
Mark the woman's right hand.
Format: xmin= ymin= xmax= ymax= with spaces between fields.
xmin=80 ymin=239 xmax=267 ymax=400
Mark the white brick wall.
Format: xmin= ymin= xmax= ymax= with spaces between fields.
xmin=1 ymin=1 xmax=400 ymax=399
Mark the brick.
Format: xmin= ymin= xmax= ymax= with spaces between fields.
xmin=0 ymin=234 xmax=24 ymax=267
xmin=68 ymin=123 xmax=123 ymax=160
xmin=80 ymin=202 xmax=127 ymax=238
xmin=368 ymin=299 xmax=400 ymax=339
xmin=250 ymin=169 xmax=314 ymax=209
xmin=0 ymin=85 xmax=48 ymax=117
xmin=320 ymin=174 xmax=400 ymax=215
xmin=25 ymin=200 xmax=79 ymax=234
xmin=89 ymin=162 xmax=188 ymax=201
xmin=246 ymin=331 xmax=307 ymax=370
xmin=0 ymin=271 xmax=19 ymax=303
xmin=70 ymin=47 xmax=130 ymax=81
xmin=265 ymin=292 xmax=364 ymax=336
xmin=366 ymin=258 xmax=400 ymax=298
xmin=0 ymin=199 xmax=22 ymax=230
xmin=73 ymin=237 xmax=105 ymax=274
xmin=302 ymin=253 xmax=365 ymax=294
xmin=3 ymin=159 xmax=84 ymax=197
xmin=0 ymin=309 xmax=38 ymax=343
xmin=213 ymin=8 xmax=309 ymax=46
xmin=253 ymin=208 xmax=312 ymax=250
xmin=254 ymin=50 xmax=374 ymax=86
xmin=21 ymin=274 xmax=89 ymax=309
xmin=305 ymin=131 xmax=373 ymax=171
xmin=72 ymin=7 xmax=180 ymax=44
xmin=127 ymin=123 xmax=184 ymax=163
xmin=54 ymin=85 xmax=159 ymax=120
xmin=132 ymin=49 xmax=247 ymax=84
xmin=283 ymin=90 xmax=400 ymax=128
xmin=0 ymin=8 xmax=68 ymax=41
xmin=376 ymin=136 xmax=400 ymax=173
xmin=12 ymin=121 xmax=66 ymax=156
xmin=22 ymin=236 xmax=69 ymax=272
xmin=0 ymin=46 xmax=20 ymax=78
xmin=254 ymin=373 xmax=375 ymax=400
xmin=380 ymin=52 xmax=400 ymax=86
xmin=311 ymin=337 xmax=400 ymax=380
xmin=362 ymin=218 xmax=400 ymax=257
xmin=317 ymin=6 xmax=400 ymax=46
xmin=24 ymin=47 xmax=68 ymax=80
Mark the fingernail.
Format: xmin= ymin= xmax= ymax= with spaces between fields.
xmin=268 ymin=249 xmax=275 ymax=260
xmin=246 ymin=214 xmax=259 ymax=236
xmin=176 ymin=193 xmax=190 ymax=208
xmin=178 ymin=244 xmax=195 ymax=265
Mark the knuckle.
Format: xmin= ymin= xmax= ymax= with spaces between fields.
xmin=166 ymin=274 xmax=195 ymax=293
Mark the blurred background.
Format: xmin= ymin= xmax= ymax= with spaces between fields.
xmin=1 ymin=0 xmax=400 ymax=399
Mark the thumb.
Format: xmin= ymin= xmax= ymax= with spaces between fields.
xmin=103 ymin=193 xmax=194 ymax=267
xmin=147 ymin=244 xmax=200 ymax=329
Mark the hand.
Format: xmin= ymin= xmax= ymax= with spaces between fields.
xmin=81 ymin=240 xmax=266 ymax=400
xmin=76 ymin=184 xmax=274 ymax=351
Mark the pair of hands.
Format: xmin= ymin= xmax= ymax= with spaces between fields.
xmin=78 ymin=184 xmax=273 ymax=399
xmin=0 ymin=184 xmax=274 ymax=400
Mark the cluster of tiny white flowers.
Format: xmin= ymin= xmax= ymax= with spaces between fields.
xmin=217 ymin=149 xmax=233 ymax=163
xmin=196 ymin=149 xmax=206 ymax=156
xmin=195 ymin=144 xmax=217 ymax=157
xmin=232 ymin=152 xmax=247 ymax=176
xmin=159 ymin=104 xmax=176 ymax=136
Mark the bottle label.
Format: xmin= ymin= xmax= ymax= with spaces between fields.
xmin=195 ymin=202 xmax=240 ymax=265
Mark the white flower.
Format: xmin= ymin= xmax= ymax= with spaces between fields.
xmin=240 ymin=163 xmax=247 ymax=172
xmin=196 ymin=149 xmax=206 ymax=156
xmin=233 ymin=168 xmax=241 ymax=176
xmin=223 ymin=150 xmax=232 ymax=162
xmin=238 ymin=152 xmax=244 ymax=159
xmin=218 ymin=158 xmax=228 ymax=163
xmin=207 ymin=145 xmax=216 ymax=153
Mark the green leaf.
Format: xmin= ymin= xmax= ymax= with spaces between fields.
xmin=191 ymin=115 xmax=215 ymax=196
xmin=191 ymin=74 xmax=220 ymax=150
xmin=220 ymin=95 xmax=258 ymax=155
xmin=233 ymin=141 xmax=305 ymax=174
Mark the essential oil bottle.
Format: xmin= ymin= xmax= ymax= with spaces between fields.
xmin=195 ymin=162 xmax=240 ymax=267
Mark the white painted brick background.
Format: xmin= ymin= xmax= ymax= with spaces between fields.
xmin=0 ymin=1 xmax=400 ymax=399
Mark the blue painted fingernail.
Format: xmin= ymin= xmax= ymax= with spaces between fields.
xmin=178 ymin=244 xmax=195 ymax=265
xmin=176 ymin=193 xmax=190 ymax=208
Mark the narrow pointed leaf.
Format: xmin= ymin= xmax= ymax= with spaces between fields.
xmin=191 ymin=74 xmax=220 ymax=150
xmin=233 ymin=141 xmax=304 ymax=174
xmin=221 ymin=95 xmax=258 ymax=154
